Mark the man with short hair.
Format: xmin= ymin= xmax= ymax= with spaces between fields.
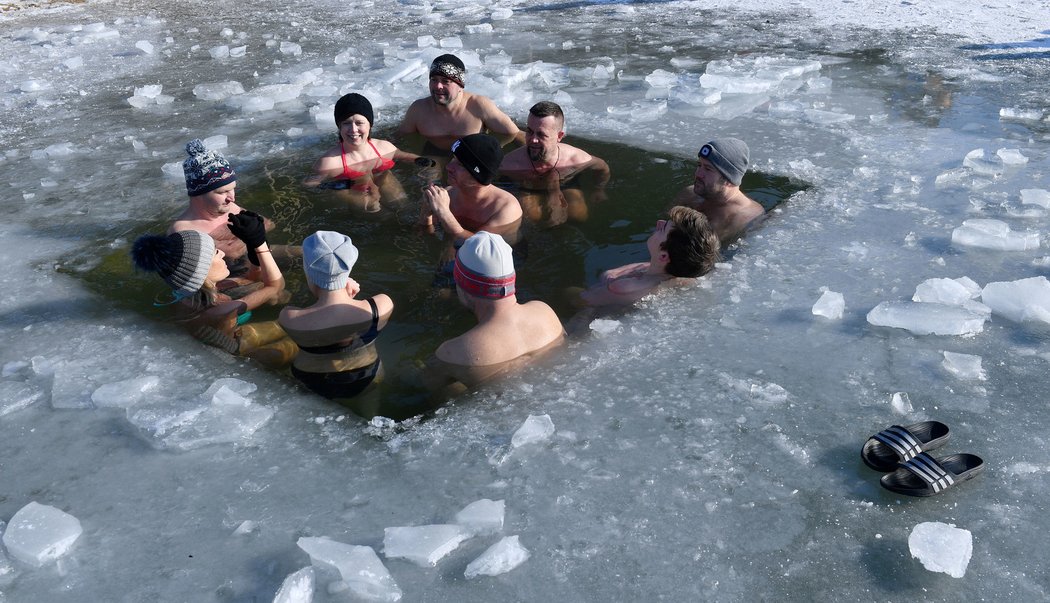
xmin=578 ymin=206 xmax=721 ymax=307
xmin=398 ymin=54 xmax=524 ymax=153
xmin=673 ymin=138 xmax=764 ymax=243
xmin=421 ymin=133 xmax=522 ymax=245
xmin=500 ymin=101 xmax=610 ymax=225
xmin=425 ymin=231 xmax=564 ymax=394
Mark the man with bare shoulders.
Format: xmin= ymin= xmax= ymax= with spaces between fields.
xmin=501 ymin=101 xmax=610 ymax=225
xmin=673 ymin=138 xmax=764 ymax=244
xmin=425 ymin=231 xmax=564 ymax=395
xmin=398 ymin=54 xmax=524 ymax=153
xmin=578 ymin=206 xmax=720 ymax=307
xmin=421 ymin=133 xmax=522 ymax=245
xmin=170 ymin=139 xmax=294 ymax=280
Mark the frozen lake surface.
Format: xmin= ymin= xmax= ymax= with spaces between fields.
xmin=2 ymin=0 xmax=1050 ymax=600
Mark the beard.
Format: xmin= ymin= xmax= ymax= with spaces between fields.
xmin=527 ymin=145 xmax=550 ymax=162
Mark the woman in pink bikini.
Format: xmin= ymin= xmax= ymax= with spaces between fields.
xmin=306 ymin=93 xmax=427 ymax=213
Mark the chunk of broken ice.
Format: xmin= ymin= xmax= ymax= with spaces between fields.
xmin=209 ymin=45 xmax=230 ymax=59
xmin=135 ymin=40 xmax=154 ymax=54
xmin=890 ymin=392 xmax=912 ymax=415
xmin=980 ymin=276 xmax=1050 ymax=324
xmin=811 ymin=290 xmax=844 ymax=319
xmin=134 ymin=84 xmax=162 ymax=98
xmin=866 ymin=301 xmax=986 ymax=336
xmin=999 ymin=107 xmax=1043 ymax=120
xmin=382 ymin=524 xmax=472 ymax=567
xmin=229 ymin=45 xmax=246 ymax=58
xmin=589 ymin=318 xmax=621 ymax=334
xmin=454 ymin=499 xmax=505 ymax=536
xmin=90 ymin=375 xmax=159 ymax=408
xmin=996 ymin=148 xmax=1028 ymax=165
xmin=511 ymin=414 xmax=555 ymax=448
xmin=951 ymin=219 xmax=1040 ymax=251
xmin=942 ymin=351 xmax=985 ymax=380
xmin=229 ymin=94 xmax=275 ymax=113
xmin=644 ymin=69 xmax=678 ymax=88
xmin=192 ymin=81 xmax=245 ymax=101
xmin=1020 ymin=189 xmax=1050 ymax=209
xmin=912 ymin=278 xmax=976 ymax=306
xmin=279 ymin=41 xmax=302 ymax=56
xmin=962 ymin=148 xmax=1004 ymax=177
xmin=0 ymin=380 xmax=47 ymax=417
xmin=273 ymin=566 xmax=314 ymax=603
xmin=417 ymin=35 xmax=435 ymax=48
xmin=297 ymin=537 xmax=401 ymax=602
xmin=2 ymin=502 xmax=82 ymax=567
xmin=909 ymin=522 xmax=972 ymax=578
xmin=464 ymin=535 xmax=530 ymax=579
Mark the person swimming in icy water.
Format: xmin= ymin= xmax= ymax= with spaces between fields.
xmin=577 ymin=206 xmax=721 ymax=307
xmin=500 ymin=101 xmax=611 ymax=227
xmin=424 ymin=231 xmax=564 ymax=397
xmin=132 ymin=214 xmax=297 ymax=368
xmin=306 ymin=93 xmax=429 ymax=213
xmin=171 ymin=139 xmax=297 ymax=282
xmin=673 ymin=138 xmax=765 ymax=244
xmin=278 ymin=231 xmax=393 ymax=400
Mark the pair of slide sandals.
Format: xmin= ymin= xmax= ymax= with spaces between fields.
xmin=861 ymin=421 xmax=984 ymax=497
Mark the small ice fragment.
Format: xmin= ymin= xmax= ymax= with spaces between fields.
xmin=209 ymin=45 xmax=230 ymax=59
xmin=382 ymin=524 xmax=472 ymax=567
xmin=909 ymin=522 xmax=972 ymax=578
xmin=511 ymin=414 xmax=555 ymax=448
xmin=280 ymin=41 xmax=302 ymax=56
xmin=942 ymin=351 xmax=985 ymax=381
xmin=20 ymin=80 xmax=48 ymax=92
xmin=811 ymin=290 xmax=844 ymax=319
xmin=127 ymin=95 xmax=152 ymax=108
xmin=135 ymin=84 xmax=162 ymax=98
xmin=0 ymin=381 xmax=47 ymax=417
xmin=230 ymin=94 xmax=275 ymax=113
xmin=90 ymin=375 xmax=159 ymax=408
xmin=417 ymin=35 xmax=435 ymax=48
xmin=912 ymin=278 xmax=975 ymax=306
xmin=297 ymin=537 xmax=401 ymax=602
xmin=439 ymin=37 xmax=463 ymax=49
xmin=644 ymin=69 xmax=678 ymax=88
xmin=135 ymin=40 xmax=154 ymax=54
xmin=464 ymin=535 xmax=530 ymax=579
xmin=996 ymin=148 xmax=1028 ymax=165
xmin=490 ymin=8 xmax=513 ymax=20
xmin=193 ymin=81 xmax=245 ymax=101
xmin=749 ymin=382 xmax=789 ymax=404
xmin=589 ymin=318 xmax=621 ymax=334
xmin=890 ymin=392 xmax=912 ymax=415
xmin=999 ymin=107 xmax=1043 ymax=120
xmin=273 ymin=566 xmax=314 ymax=603
xmin=2 ymin=502 xmax=82 ymax=567
xmin=465 ymin=23 xmax=494 ymax=34
xmin=980 ymin=276 xmax=1050 ymax=324
xmin=229 ymin=45 xmax=247 ymax=58
xmin=211 ymin=385 xmax=250 ymax=406
xmin=1020 ymin=189 xmax=1050 ymax=208
xmin=232 ymin=520 xmax=257 ymax=535
xmin=962 ymin=148 xmax=1003 ymax=177
xmin=203 ymin=377 xmax=256 ymax=399
xmin=63 ymin=56 xmax=84 ymax=70
xmin=951 ymin=219 xmax=1040 ymax=251
xmin=866 ymin=301 xmax=986 ymax=336
xmin=202 ymin=134 xmax=228 ymax=150
xmin=454 ymin=499 xmax=504 ymax=536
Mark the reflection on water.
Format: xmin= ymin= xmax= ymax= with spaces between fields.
xmin=77 ymin=132 xmax=804 ymax=419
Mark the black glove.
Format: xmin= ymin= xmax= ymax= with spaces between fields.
xmin=228 ymin=210 xmax=267 ymax=266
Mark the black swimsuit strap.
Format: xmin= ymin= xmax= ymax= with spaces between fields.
xmin=297 ymin=298 xmax=382 ymax=354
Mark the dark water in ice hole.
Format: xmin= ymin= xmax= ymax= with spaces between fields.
xmin=77 ymin=132 xmax=803 ymax=419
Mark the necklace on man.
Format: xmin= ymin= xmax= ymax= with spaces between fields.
xmin=529 ymin=144 xmax=561 ymax=178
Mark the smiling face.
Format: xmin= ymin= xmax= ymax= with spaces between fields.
xmin=429 ymin=75 xmax=463 ymax=106
xmin=693 ymin=157 xmax=729 ymax=199
xmin=525 ymin=114 xmax=564 ymax=163
xmin=206 ymin=248 xmax=229 ymax=283
xmin=194 ymin=182 xmax=237 ymax=217
xmin=339 ymin=114 xmax=371 ymax=145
